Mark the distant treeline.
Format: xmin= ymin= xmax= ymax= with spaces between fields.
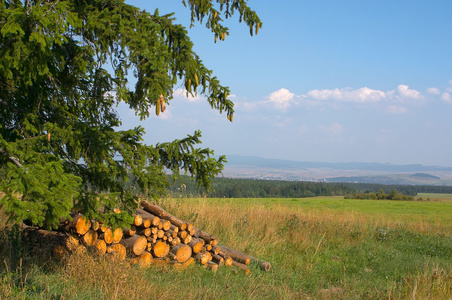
xmin=339 ymin=182 xmax=452 ymax=196
xmin=344 ymin=189 xmax=415 ymax=201
xmin=166 ymin=176 xmax=452 ymax=198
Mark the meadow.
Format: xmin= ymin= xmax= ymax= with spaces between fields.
xmin=1 ymin=196 xmax=451 ymax=299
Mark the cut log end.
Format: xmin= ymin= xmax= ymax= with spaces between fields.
xmin=133 ymin=251 xmax=153 ymax=268
xmin=152 ymin=241 xmax=170 ymax=258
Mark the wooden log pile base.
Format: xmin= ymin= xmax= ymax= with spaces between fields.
xmin=27 ymin=200 xmax=271 ymax=275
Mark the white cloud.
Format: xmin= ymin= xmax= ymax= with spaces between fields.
xmin=427 ymin=87 xmax=440 ymax=95
xmin=267 ymin=88 xmax=295 ymax=110
xmin=258 ymin=83 xmax=437 ymax=113
xmin=307 ymin=87 xmax=385 ymax=103
xmin=441 ymin=92 xmax=452 ymax=104
xmin=320 ymin=122 xmax=343 ymax=135
xmin=395 ymin=84 xmax=422 ymax=100
xmin=386 ymin=105 xmax=407 ymax=114
xmin=306 ymin=84 xmax=423 ymax=104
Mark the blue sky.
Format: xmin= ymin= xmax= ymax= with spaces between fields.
xmin=122 ymin=1 xmax=452 ymax=167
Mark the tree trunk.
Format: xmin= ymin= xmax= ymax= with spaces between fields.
xmin=249 ymin=256 xmax=271 ymax=272
xmin=52 ymin=245 xmax=67 ymax=259
xmin=109 ymin=243 xmax=126 ymax=261
xmin=211 ymin=253 xmax=224 ymax=265
xmin=193 ymin=227 xmax=218 ymax=246
xmin=133 ymin=251 xmax=153 ymax=268
xmin=101 ymin=228 xmax=114 ymax=244
xmin=64 ymin=234 xmax=79 ymax=252
xmin=188 ymin=238 xmax=204 ymax=254
xmin=152 ymin=240 xmax=170 ymax=258
xmin=91 ymin=220 xmax=100 ymax=231
xmin=206 ymin=261 xmax=219 ymax=272
xmin=123 ymin=226 xmax=136 ymax=237
xmin=112 ymin=228 xmax=123 ymax=244
xmin=195 ymin=253 xmax=209 ymax=265
xmin=170 ymin=244 xmax=192 ymax=263
xmin=120 ymin=235 xmax=147 ymax=256
xmin=68 ymin=214 xmax=91 ymax=235
xmin=231 ymin=260 xmax=250 ymax=275
xmin=136 ymin=227 xmax=152 ymax=237
xmin=81 ymin=229 xmax=98 ymax=247
xmin=136 ymin=208 xmax=160 ymax=226
xmin=140 ymin=201 xmax=190 ymax=230
xmin=133 ymin=214 xmax=143 ymax=226
xmin=93 ymin=239 xmax=107 ymax=256
xmin=218 ymin=245 xmax=251 ymax=265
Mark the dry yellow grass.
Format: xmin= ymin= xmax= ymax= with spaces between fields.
xmin=1 ymin=197 xmax=451 ymax=299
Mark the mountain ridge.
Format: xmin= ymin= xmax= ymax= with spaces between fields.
xmin=221 ymin=155 xmax=452 ymax=185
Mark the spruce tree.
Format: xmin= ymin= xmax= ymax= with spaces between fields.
xmin=0 ymin=0 xmax=261 ymax=229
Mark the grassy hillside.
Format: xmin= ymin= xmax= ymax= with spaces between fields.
xmin=1 ymin=197 xmax=451 ymax=299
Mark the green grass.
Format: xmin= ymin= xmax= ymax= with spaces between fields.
xmin=1 ymin=197 xmax=451 ymax=299
xmin=417 ymin=193 xmax=452 ymax=201
xmin=180 ymin=196 xmax=452 ymax=230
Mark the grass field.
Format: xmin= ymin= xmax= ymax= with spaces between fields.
xmin=1 ymin=196 xmax=451 ymax=299
xmin=417 ymin=193 xmax=452 ymax=201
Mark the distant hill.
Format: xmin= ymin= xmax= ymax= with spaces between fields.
xmin=325 ymin=173 xmax=449 ymax=185
xmin=222 ymin=155 xmax=452 ymax=185
xmin=225 ymin=155 xmax=452 ymax=172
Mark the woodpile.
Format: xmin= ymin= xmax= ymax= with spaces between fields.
xmin=28 ymin=200 xmax=270 ymax=275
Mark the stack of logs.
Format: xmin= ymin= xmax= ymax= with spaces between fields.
xmin=40 ymin=200 xmax=270 ymax=275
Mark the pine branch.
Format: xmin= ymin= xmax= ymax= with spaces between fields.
xmin=0 ymin=147 xmax=22 ymax=168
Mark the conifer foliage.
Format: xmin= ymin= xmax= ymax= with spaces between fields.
xmin=0 ymin=1 xmax=261 ymax=229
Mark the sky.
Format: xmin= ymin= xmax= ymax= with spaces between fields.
xmin=122 ymin=0 xmax=452 ymax=167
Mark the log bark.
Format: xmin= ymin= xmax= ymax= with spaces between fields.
xmin=101 ymin=228 xmax=114 ymax=244
xmin=169 ymin=224 xmax=179 ymax=233
xmin=211 ymin=245 xmax=221 ymax=255
xmin=52 ymin=245 xmax=67 ymax=259
xmin=162 ymin=220 xmax=171 ymax=231
xmin=218 ymin=245 xmax=251 ymax=265
xmin=140 ymin=201 xmax=188 ymax=230
xmin=222 ymin=256 xmax=233 ymax=267
xmin=193 ymin=227 xmax=218 ymax=246
xmin=157 ymin=229 xmax=165 ymax=239
xmin=120 ymin=235 xmax=147 ymax=256
xmin=64 ymin=234 xmax=79 ymax=252
xmin=195 ymin=253 xmax=209 ymax=265
xmin=69 ymin=214 xmax=91 ymax=235
xmin=170 ymin=244 xmax=192 ymax=263
xmin=142 ymin=218 xmax=152 ymax=228
xmin=93 ymin=239 xmax=107 ymax=256
xmin=91 ymin=220 xmax=100 ymax=231
xmin=181 ymin=235 xmax=192 ymax=245
xmin=206 ymin=261 xmax=219 ymax=272
xmin=178 ymin=230 xmax=188 ymax=239
xmin=136 ymin=208 xmax=160 ymax=226
xmin=109 ymin=243 xmax=126 ymax=261
xmin=133 ymin=251 xmax=153 ymax=268
xmin=123 ymin=226 xmax=136 ymax=237
xmin=98 ymin=222 xmax=107 ymax=233
xmin=151 ymin=258 xmax=169 ymax=266
xmin=81 ymin=229 xmax=98 ymax=247
xmin=133 ymin=214 xmax=143 ymax=226
xmin=249 ymin=256 xmax=271 ymax=272
xmin=211 ymin=253 xmax=224 ymax=265
xmin=112 ymin=228 xmax=123 ymax=244
xmin=169 ymin=256 xmax=195 ymax=270
xmin=188 ymin=238 xmax=204 ymax=254
xmin=231 ymin=260 xmax=250 ymax=275
xmin=136 ymin=227 xmax=152 ymax=237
